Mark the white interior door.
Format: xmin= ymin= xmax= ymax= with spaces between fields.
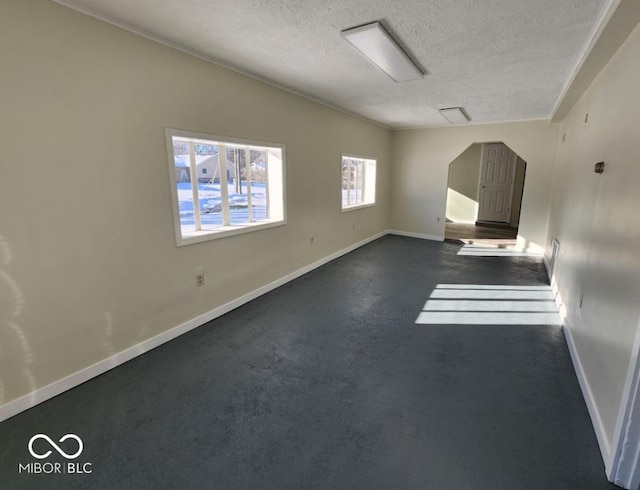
xmin=477 ymin=143 xmax=517 ymax=223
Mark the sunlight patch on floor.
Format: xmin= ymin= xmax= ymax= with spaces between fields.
xmin=416 ymin=284 xmax=562 ymax=325
xmin=457 ymin=243 xmax=544 ymax=257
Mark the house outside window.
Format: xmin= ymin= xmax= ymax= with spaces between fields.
xmin=341 ymin=155 xmax=376 ymax=211
xmin=166 ymin=128 xmax=286 ymax=245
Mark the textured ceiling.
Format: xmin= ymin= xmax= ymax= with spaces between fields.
xmin=57 ymin=0 xmax=610 ymax=128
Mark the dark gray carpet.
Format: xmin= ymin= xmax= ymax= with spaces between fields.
xmin=0 ymin=236 xmax=617 ymax=489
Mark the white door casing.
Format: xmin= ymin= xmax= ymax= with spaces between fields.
xmin=477 ymin=143 xmax=517 ymax=223
xmin=608 ymin=315 xmax=640 ymax=489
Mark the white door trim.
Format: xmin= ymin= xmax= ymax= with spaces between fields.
xmin=608 ymin=315 xmax=640 ymax=489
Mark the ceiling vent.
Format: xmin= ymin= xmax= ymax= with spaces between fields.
xmin=438 ymin=107 xmax=471 ymax=124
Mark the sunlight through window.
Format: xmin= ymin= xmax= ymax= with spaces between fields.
xmin=415 ymin=284 xmax=562 ymax=325
xmin=341 ymin=155 xmax=376 ymax=211
xmin=165 ymin=128 xmax=285 ymax=246
xmin=456 ymin=244 xmax=543 ymax=257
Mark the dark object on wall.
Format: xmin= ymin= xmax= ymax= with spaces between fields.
xmin=594 ymin=161 xmax=605 ymax=174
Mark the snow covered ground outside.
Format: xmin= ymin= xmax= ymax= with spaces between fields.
xmin=177 ymin=182 xmax=268 ymax=232
xmin=178 ymin=182 xmax=366 ymax=233
xmin=341 ymin=188 xmax=363 ymax=207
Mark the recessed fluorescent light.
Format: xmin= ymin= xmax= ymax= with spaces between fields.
xmin=438 ymin=107 xmax=470 ymax=124
xmin=341 ymin=22 xmax=423 ymax=83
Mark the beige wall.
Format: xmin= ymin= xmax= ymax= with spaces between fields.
xmin=546 ymin=22 xmax=640 ymax=452
xmin=391 ymin=121 xmax=559 ymax=248
xmin=446 ymin=144 xmax=481 ymax=223
xmin=0 ymin=1 xmax=391 ymax=406
xmin=3 ymin=3 xmax=638 ymax=454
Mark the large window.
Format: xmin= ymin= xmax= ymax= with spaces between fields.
xmin=341 ymin=155 xmax=376 ymax=211
xmin=166 ymin=129 xmax=285 ymax=245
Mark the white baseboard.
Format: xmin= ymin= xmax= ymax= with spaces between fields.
xmin=608 ymin=316 xmax=640 ymax=488
xmin=0 ymin=231 xmax=387 ymax=423
xmin=387 ymin=229 xmax=444 ymax=242
xmin=563 ymin=322 xmax=611 ymax=464
xmin=552 ymin=270 xmax=621 ymax=483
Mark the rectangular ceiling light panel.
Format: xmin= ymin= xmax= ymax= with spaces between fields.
xmin=438 ymin=107 xmax=470 ymax=124
xmin=341 ymin=22 xmax=423 ymax=82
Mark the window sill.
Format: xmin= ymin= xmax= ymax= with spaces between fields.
xmin=341 ymin=203 xmax=376 ymax=213
xmin=177 ymin=220 xmax=285 ymax=246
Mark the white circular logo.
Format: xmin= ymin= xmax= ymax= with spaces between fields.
xmin=28 ymin=434 xmax=84 ymax=460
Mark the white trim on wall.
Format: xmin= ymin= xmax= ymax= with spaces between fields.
xmin=12 ymin=226 xmax=623 ymax=467
xmin=387 ymin=230 xmax=444 ymax=242
xmin=546 ymin=257 xmax=613 ymax=475
xmin=50 ymin=0 xmax=390 ymax=131
xmin=563 ymin=323 xmax=612 ymax=463
xmin=547 ymin=247 xmax=640 ymax=489
xmin=550 ymin=0 xmax=622 ymax=120
xmin=0 ymin=231 xmax=388 ymax=423
xmin=608 ymin=316 xmax=640 ymax=489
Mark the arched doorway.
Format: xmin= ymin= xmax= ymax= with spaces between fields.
xmin=445 ymin=142 xmax=527 ymax=246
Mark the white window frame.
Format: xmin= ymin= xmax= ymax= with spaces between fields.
xmin=165 ymin=128 xmax=286 ymax=246
xmin=341 ymin=153 xmax=377 ymax=212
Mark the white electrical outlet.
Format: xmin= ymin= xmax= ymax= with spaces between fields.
xmin=196 ymin=273 xmax=205 ymax=287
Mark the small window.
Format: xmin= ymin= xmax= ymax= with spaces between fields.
xmin=341 ymin=155 xmax=376 ymax=211
xmin=166 ymin=128 xmax=286 ymax=245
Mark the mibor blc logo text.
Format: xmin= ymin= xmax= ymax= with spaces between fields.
xmin=19 ymin=434 xmax=93 ymax=475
